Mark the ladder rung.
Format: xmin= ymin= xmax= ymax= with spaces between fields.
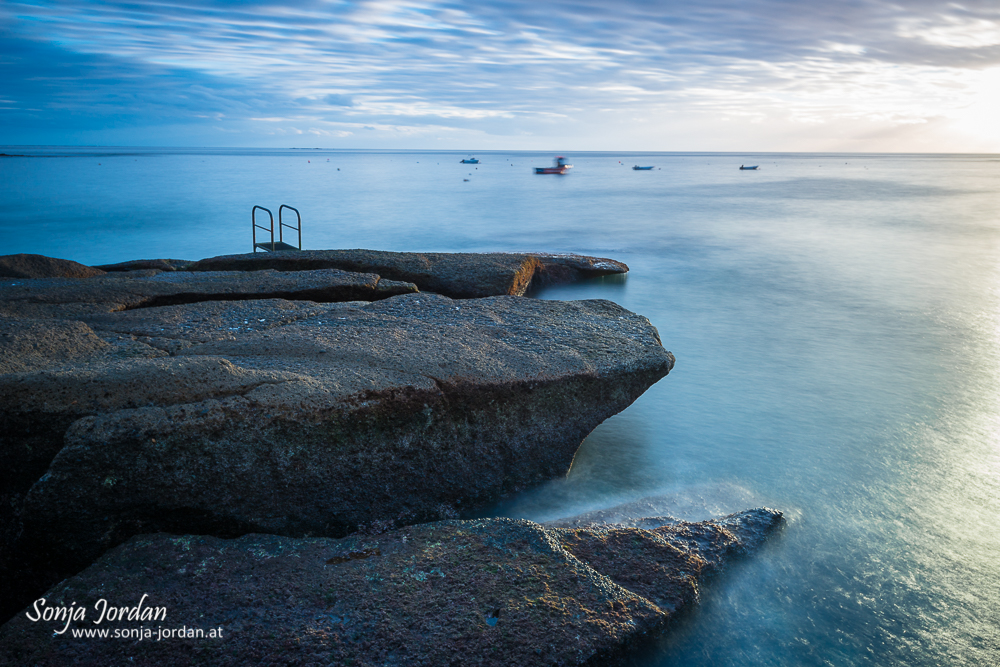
xmin=254 ymin=241 xmax=300 ymax=252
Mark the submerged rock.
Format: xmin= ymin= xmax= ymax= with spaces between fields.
xmin=1 ymin=293 xmax=673 ymax=621
xmin=0 ymin=254 xmax=105 ymax=280
xmin=186 ymin=249 xmax=629 ymax=298
xmin=0 ymin=510 xmax=782 ymax=666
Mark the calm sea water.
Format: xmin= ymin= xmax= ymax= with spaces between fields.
xmin=2 ymin=147 xmax=999 ymax=666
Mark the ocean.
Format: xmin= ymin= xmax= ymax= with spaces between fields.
xmin=2 ymin=147 xmax=998 ymax=666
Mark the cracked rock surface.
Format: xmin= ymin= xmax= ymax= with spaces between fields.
xmin=0 ymin=510 xmax=782 ymax=667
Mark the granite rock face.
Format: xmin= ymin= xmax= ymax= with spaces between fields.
xmin=0 ymin=254 xmax=105 ymax=279
xmin=0 ymin=290 xmax=673 ymax=623
xmin=0 ymin=510 xmax=782 ymax=666
xmin=186 ymin=249 xmax=629 ymax=298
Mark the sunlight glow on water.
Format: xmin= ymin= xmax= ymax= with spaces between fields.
xmin=2 ymin=148 xmax=998 ymax=665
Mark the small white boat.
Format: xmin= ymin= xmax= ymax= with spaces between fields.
xmin=739 ymin=165 xmax=759 ymax=170
xmin=633 ymin=165 xmax=654 ymax=170
xmin=460 ymin=157 xmax=479 ymax=164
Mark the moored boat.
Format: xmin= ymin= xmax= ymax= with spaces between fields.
xmin=460 ymin=157 xmax=480 ymax=164
xmin=739 ymin=165 xmax=759 ymax=170
xmin=535 ymin=156 xmax=572 ymax=174
xmin=633 ymin=165 xmax=654 ymax=170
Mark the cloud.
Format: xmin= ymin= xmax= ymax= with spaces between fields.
xmin=2 ymin=0 xmax=999 ymax=149
xmin=322 ymin=94 xmax=355 ymax=107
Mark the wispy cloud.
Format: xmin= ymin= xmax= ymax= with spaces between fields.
xmin=3 ymin=0 xmax=999 ymax=150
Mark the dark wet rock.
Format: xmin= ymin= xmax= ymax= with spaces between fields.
xmin=654 ymin=508 xmax=786 ymax=569
xmin=0 ymin=254 xmax=105 ymax=280
xmin=552 ymin=508 xmax=784 ymax=595
xmin=0 ymin=511 xmax=782 ymax=666
xmin=1 ymin=294 xmax=672 ymax=621
xmin=546 ymin=499 xmax=784 ymax=571
xmin=0 ymin=269 xmax=417 ymax=319
xmin=94 ymin=258 xmax=193 ymax=272
xmin=186 ymin=249 xmax=629 ymax=298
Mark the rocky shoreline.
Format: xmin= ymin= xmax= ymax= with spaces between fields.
xmin=0 ymin=251 xmax=781 ymax=665
xmin=0 ymin=510 xmax=782 ymax=666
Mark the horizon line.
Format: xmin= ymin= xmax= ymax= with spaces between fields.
xmin=2 ymin=145 xmax=999 ymax=157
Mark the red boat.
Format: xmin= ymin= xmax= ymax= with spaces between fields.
xmin=534 ymin=156 xmax=572 ymax=174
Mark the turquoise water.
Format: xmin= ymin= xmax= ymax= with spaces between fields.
xmin=2 ymin=148 xmax=999 ymax=665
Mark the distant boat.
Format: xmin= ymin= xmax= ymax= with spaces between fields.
xmin=534 ymin=156 xmax=572 ymax=175
xmin=740 ymin=165 xmax=759 ymax=170
xmin=460 ymin=157 xmax=479 ymax=164
xmin=632 ymin=165 xmax=654 ymax=170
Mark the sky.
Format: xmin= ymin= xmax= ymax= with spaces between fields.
xmin=2 ymin=0 xmax=1000 ymax=152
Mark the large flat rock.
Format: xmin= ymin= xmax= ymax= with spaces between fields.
xmin=0 ymin=268 xmax=416 ymax=319
xmin=0 ymin=510 xmax=782 ymax=666
xmin=186 ymin=249 xmax=629 ymax=298
xmin=1 ymin=293 xmax=673 ymax=621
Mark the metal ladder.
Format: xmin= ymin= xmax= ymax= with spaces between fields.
xmin=253 ymin=205 xmax=302 ymax=252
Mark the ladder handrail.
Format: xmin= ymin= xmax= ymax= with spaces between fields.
xmin=278 ymin=205 xmax=302 ymax=250
xmin=252 ymin=205 xmax=275 ymax=252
